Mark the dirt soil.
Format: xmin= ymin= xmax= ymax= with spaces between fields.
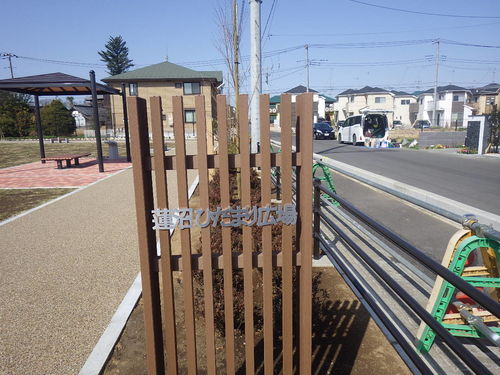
xmin=102 ymin=269 xmax=410 ymax=374
xmin=0 ymin=188 xmax=74 ymax=221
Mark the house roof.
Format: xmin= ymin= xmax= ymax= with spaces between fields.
xmin=270 ymin=95 xmax=281 ymax=104
xmin=102 ymin=61 xmax=223 ymax=83
xmin=0 ymin=72 xmax=120 ymax=96
xmin=73 ymin=105 xmax=93 ymax=117
xmin=471 ymin=82 xmax=500 ymax=95
xmin=269 ymin=92 xmax=335 ymax=104
xmin=421 ymin=84 xmax=469 ymax=95
xmin=321 ymin=95 xmax=336 ymax=103
xmin=285 ymin=85 xmax=318 ymax=94
xmin=338 ymin=86 xmax=390 ymax=96
xmin=390 ymin=90 xmax=413 ymax=97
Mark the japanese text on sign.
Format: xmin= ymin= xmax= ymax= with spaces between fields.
xmin=152 ymin=204 xmax=297 ymax=230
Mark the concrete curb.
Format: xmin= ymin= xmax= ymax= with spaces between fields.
xmin=78 ymin=174 xmax=200 ymax=375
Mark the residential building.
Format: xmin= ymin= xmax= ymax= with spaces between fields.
xmin=71 ymin=97 xmax=112 ymax=137
xmin=470 ymin=83 xmax=500 ymax=115
xmin=102 ymin=61 xmax=222 ymax=149
xmin=334 ymin=86 xmax=416 ymax=126
xmin=269 ymin=85 xmax=336 ymax=127
xmin=416 ymin=85 xmax=472 ymax=127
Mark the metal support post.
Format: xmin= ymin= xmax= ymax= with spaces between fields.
xmin=34 ymin=95 xmax=46 ymax=162
xmin=121 ymin=83 xmax=131 ymax=162
xmin=90 ymin=70 xmax=104 ymax=172
xmin=313 ymin=178 xmax=321 ymax=259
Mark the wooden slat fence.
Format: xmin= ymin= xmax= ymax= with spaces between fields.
xmin=128 ymin=92 xmax=313 ymax=374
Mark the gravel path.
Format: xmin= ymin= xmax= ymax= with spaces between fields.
xmin=1 ymin=142 xmax=198 ymax=375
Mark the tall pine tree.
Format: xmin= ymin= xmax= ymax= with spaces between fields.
xmin=98 ymin=36 xmax=134 ymax=76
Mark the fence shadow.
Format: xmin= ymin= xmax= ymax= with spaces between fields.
xmin=236 ymin=297 xmax=370 ymax=374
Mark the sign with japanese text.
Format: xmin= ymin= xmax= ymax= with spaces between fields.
xmin=152 ymin=203 xmax=297 ymax=231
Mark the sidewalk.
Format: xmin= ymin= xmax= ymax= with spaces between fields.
xmin=0 ymin=142 xmax=198 ymax=375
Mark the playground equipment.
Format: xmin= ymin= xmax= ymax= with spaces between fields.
xmin=417 ymin=228 xmax=500 ymax=353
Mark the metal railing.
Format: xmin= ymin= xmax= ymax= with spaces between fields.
xmin=313 ymin=178 xmax=500 ymax=375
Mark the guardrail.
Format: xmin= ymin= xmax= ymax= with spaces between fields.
xmin=313 ymin=178 xmax=500 ymax=375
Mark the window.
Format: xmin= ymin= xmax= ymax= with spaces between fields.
xmin=486 ymin=96 xmax=495 ymax=105
xmin=439 ymin=94 xmax=444 ymax=100
xmin=420 ymin=98 xmax=423 ymax=104
xmin=184 ymin=109 xmax=196 ymax=123
xmin=353 ymin=116 xmax=362 ymax=125
xmin=375 ymin=97 xmax=386 ymax=104
xmin=129 ymin=83 xmax=138 ymax=96
xmin=401 ymin=99 xmax=410 ymax=105
xmin=453 ymin=95 xmax=460 ymax=102
xmin=183 ymin=82 xmax=201 ymax=95
xmin=350 ymin=96 xmax=354 ymax=103
xmin=175 ymin=83 xmax=182 ymax=89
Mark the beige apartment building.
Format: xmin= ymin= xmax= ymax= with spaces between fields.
xmin=102 ymin=61 xmax=222 ymax=149
xmin=334 ymin=86 xmax=416 ymax=126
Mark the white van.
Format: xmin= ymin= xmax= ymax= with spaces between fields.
xmin=337 ymin=111 xmax=389 ymax=145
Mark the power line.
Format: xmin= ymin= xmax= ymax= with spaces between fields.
xmin=441 ymin=39 xmax=500 ymax=48
xmin=270 ymin=21 xmax=500 ymax=38
xmin=347 ymin=0 xmax=500 ymax=19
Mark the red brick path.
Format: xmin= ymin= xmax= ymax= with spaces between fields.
xmin=0 ymin=158 xmax=131 ymax=188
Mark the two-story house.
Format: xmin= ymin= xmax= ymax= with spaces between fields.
xmin=334 ymin=86 xmax=416 ymax=126
xmin=416 ymin=85 xmax=473 ymax=127
xmin=470 ymin=83 xmax=500 ymax=115
xmin=269 ymin=85 xmax=336 ymax=127
xmin=102 ymin=61 xmax=222 ymax=149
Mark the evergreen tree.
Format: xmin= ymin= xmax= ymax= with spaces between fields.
xmin=0 ymin=92 xmax=33 ymax=137
xmin=98 ymin=36 xmax=134 ymax=76
xmin=41 ymin=99 xmax=76 ymax=136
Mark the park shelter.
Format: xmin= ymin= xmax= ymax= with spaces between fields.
xmin=0 ymin=72 xmax=130 ymax=172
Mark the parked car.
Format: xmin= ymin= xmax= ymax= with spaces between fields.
xmin=338 ymin=112 xmax=389 ymax=145
xmin=313 ymin=122 xmax=335 ymax=140
xmin=413 ymin=120 xmax=430 ymax=129
xmin=392 ymin=120 xmax=403 ymax=129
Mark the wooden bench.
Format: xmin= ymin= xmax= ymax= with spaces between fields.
xmin=41 ymin=153 xmax=91 ymax=169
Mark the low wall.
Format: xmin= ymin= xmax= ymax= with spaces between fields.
xmin=418 ymin=131 xmax=466 ymax=147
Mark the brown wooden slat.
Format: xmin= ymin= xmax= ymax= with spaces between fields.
xmin=161 ymin=152 xmax=302 ymax=170
xmin=260 ymin=94 xmax=274 ymax=374
xmin=163 ymin=251 xmax=302 ymax=272
xmin=172 ymin=96 xmax=198 ymax=374
xmin=217 ymin=95 xmax=235 ymax=374
xmin=127 ymin=97 xmax=165 ymax=374
xmin=280 ymin=93 xmax=294 ymax=374
xmin=298 ymin=92 xmax=314 ymax=375
xmin=238 ymin=94 xmax=255 ymax=374
xmin=150 ymin=96 xmax=179 ymax=375
xmin=195 ymin=95 xmax=217 ymax=375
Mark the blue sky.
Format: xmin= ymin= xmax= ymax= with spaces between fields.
xmin=1 ymin=0 xmax=499 ymax=97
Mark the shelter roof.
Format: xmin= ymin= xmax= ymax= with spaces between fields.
xmin=102 ymin=61 xmax=223 ymax=83
xmin=0 ymin=72 xmax=120 ymax=96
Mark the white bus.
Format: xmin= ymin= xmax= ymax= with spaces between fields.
xmin=337 ymin=111 xmax=389 ymax=146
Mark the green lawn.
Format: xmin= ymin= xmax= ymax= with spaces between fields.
xmin=0 ymin=141 xmax=130 ymax=169
xmin=0 ymin=188 xmax=74 ymax=222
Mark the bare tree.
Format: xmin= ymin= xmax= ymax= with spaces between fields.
xmin=214 ymin=0 xmax=246 ymax=143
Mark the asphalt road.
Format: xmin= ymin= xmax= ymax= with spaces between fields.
xmin=271 ymin=133 xmax=500 ymax=215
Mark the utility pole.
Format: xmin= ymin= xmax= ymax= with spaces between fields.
xmin=250 ymin=0 xmax=262 ymax=153
xmin=1 ymin=53 xmax=17 ymax=78
xmin=305 ymin=44 xmax=310 ymax=92
xmin=432 ymin=39 xmax=440 ymax=127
